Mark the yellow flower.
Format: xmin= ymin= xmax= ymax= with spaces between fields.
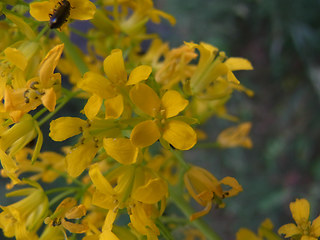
xmin=217 ymin=122 xmax=253 ymax=148
xmin=0 ymin=114 xmax=43 ymax=185
xmin=78 ymin=49 xmax=152 ymax=120
xmin=45 ymin=197 xmax=88 ymax=234
xmin=278 ymin=198 xmax=320 ymax=240
xmin=4 ymin=44 xmax=64 ymax=121
xmin=0 ymin=180 xmax=49 ymax=239
xmin=184 ymin=165 xmax=243 ymax=221
xmin=30 ymin=0 xmax=96 ymax=28
xmin=130 ymin=83 xmax=197 ymax=150
xmin=89 ymin=164 xmax=167 ymax=239
xmin=237 ymin=219 xmax=280 ymax=240
xmin=155 ymin=44 xmax=198 ymax=89
xmin=184 ymin=42 xmax=253 ymax=99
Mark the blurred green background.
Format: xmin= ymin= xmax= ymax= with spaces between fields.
xmin=155 ymin=0 xmax=320 ymax=238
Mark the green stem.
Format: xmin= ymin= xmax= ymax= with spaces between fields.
xmin=35 ymin=25 xmax=49 ymax=42
xmin=156 ymin=219 xmax=175 ymax=240
xmin=55 ymin=31 xmax=89 ymax=75
xmin=49 ymin=189 xmax=76 ymax=207
xmin=170 ymin=149 xmax=190 ymax=171
xmin=169 ymin=186 xmax=222 ymax=240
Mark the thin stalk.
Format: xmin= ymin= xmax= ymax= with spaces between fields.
xmin=169 ymin=186 xmax=221 ymax=240
xmin=156 ymin=219 xmax=175 ymax=240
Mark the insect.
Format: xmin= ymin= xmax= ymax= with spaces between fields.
xmin=49 ymin=0 xmax=71 ymax=29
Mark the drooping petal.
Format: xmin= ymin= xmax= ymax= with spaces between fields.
xmin=49 ymin=117 xmax=86 ymax=141
xmin=162 ymin=120 xmax=197 ymax=150
xmin=103 ymin=138 xmax=138 ymax=165
xmin=103 ymin=49 xmax=127 ymax=84
xmin=62 ymin=219 xmax=88 ymax=234
xmin=69 ymin=0 xmax=96 ymax=20
xmin=39 ymin=44 xmax=64 ymax=88
xmin=130 ymin=120 xmax=160 ymax=148
xmin=78 ymin=72 xmax=115 ymax=99
xmin=66 ymin=140 xmax=98 ymax=177
xmin=129 ymin=83 xmax=160 ymax=117
xmin=224 ymin=57 xmax=253 ymax=71
xmin=41 ymin=87 xmax=56 ymax=112
xmin=161 ymin=90 xmax=188 ymax=118
xmin=84 ymin=94 xmax=103 ymax=120
xmin=126 ymin=65 xmax=152 ymax=85
xmin=290 ymin=199 xmax=310 ymax=226
xmin=278 ymin=223 xmax=301 ymax=238
xmin=104 ymin=94 xmax=123 ymax=119
xmin=132 ymin=178 xmax=167 ymax=204
xmin=220 ymin=176 xmax=243 ymax=197
xmin=29 ymin=1 xmax=53 ymax=21
xmin=0 ymin=149 xmax=20 ymax=185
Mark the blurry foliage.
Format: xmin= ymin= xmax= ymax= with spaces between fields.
xmin=158 ymin=0 xmax=320 ymax=238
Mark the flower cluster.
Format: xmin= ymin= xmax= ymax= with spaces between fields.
xmin=0 ymin=1 xmax=309 ymax=240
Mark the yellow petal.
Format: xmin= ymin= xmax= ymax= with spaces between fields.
xmin=278 ymin=223 xmax=300 ymax=238
xmin=311 ymin=215 xmax=320 ymax=236
xmin=163 ymin=120 xmax=197 ymax=150
xmin=290 ymin=199 xmax=310 ymax=225
xmin=220 ymin=176 xmax=243 ymax=197
xmin=62 ymin=219 xmax=88 ymax=234
xmin=103 ymin=49 xmax=127 ymax=84
xmin=49 ymin=117 xmax=86 ymax=141
xmin=29 ymin=1 xmax=53 ymax=21
xmin=66 ymin=140 xmax=98 ymax=177
xmin=4 ymin=47 xmax=27 ymax=71
xmin=236 ymin=228 xmax=260 ymax=240
xmin=69 ymin=0 xmax=96 ymax=20
xmin=0 ymin=149 xmax=20 ymax=185
xmin=89 ymin=164 xmax=115 ymax=196
xmin=131 ymin=120 xmax=160 ymax=148
xmin=39 ymin=44 xmax=64 ymax=88
xmin=41 ymin=87 xmax=56 ymax=112
xmin=129 ymin=83 xmax=160 ymax=117
xmin=224 ymin=57 xmax=253 ymax=71
xmin=100 ymin=230 xmax=119 ymax=240
xmin=132 ymin=178 xmax=167 ymax=204
xmin=79 ymin=72 xmax=115 ymax=99
xmin=103 ymin=138 xmax=138 ymax=165
xmin=65 ymin=204 xmax=86 ymax=219
xmin=161 ymin=90 xmax=188 ymax=118
xmin=126 ymin=65 xmax=152 ymax=85
xmin=84 ymin=94 xmax=103 ymax=120
xmin=104 ymin=94 xmax=123 ymax=119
